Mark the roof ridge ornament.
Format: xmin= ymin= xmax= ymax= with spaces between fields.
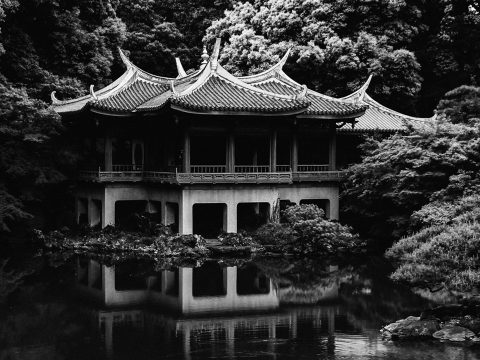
xmin=118 ymin=48 xmax=133 ymax=69
xmin=175 ymin=57 xmax=187 ymax=78
xmin=170 ymin=80 xmax=178 ymax=96
xmin=201 ymin=46 xmax=209 ymax=66
xmin=357 ymin=74 xmax=373 ymax=103
xmin=210 ymin=38 xmax=221 ymax=71
xmin=89 ymin=85 xmax=98 ymax=100
xmin=51 ymin=91 xmax=61 ymax=105
xmin=293 ymin=84 xmax=308 ymax=101
xmin=277 ymin=47 xmax=291 ymax=72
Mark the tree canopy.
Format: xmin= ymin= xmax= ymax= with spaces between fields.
xmin=205 ymin=0 xmax=480 ymax=115
xmin=342 ymin=85 xmax=480 ymax=245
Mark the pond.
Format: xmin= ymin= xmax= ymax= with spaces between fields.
xmin=1 ymin=253 xmax=480 ymax=360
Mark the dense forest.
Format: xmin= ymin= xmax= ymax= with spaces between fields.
xmin=0 ymin=0 xmax=480 ymax=240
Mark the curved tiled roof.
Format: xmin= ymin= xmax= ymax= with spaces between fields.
xmin=172 ymin=73 xmax=309 ymax=114
xmin=251 ymin=77 xmax=367 ymax=117
xmin=51 ymin=41 xmax=364 ymax=118
xmin=340 ymin=76 xmax=436 ymax=132
xmin=91 ymin=78 xmax=170 ymax=113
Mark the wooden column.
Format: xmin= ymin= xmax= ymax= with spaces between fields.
xmin=291 ymin=127 xmax=298 ymax=172
xmin=270 ymin=129 xmax=277 ymax=172
xmin=329 ymin=124 xmax=337 ymax=171
xmin=183 ymin=128 xmax=190 ymax=173
xmin=104 ymin=133 xmax=113 ymax=171
xmin=227 ymin=130 xmax=235 ymax=172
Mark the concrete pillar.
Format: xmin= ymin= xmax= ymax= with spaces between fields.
xmin=179 ymin=267 xmax=193 ymax=312
xmin=145 ymin=201 xmax=159 ymax=214
xmin=103 ymin=314 xmax=114 ymax=360
xmin=270 ymin=129 xmax=277 ymax=172
xmin=102 ymin=188 xmax=115 ymax=228
xmin=183 ymin=129 xmax=190 ymax=173
xmin=330 ymin=190 xmax=339 ymax=221
xmin=88 ymin=260 xmax=101 ymax=288
xmin=163 ymin=202 xmax=177 ymax=227
xmin=132 ymin=139 xmax=144 ymax=169
xmin=227 ymin=131 xmax=235 ymax=172
xmin=225 ymin=267 xmax=237 ymax=297
xmin=104 ymin=134 xmax=113 ymax=171
xmin=179 ymin=195 xmax=193 ymax=235
xmin=291 ymin=129 xmax=298 ymax=172
xmin=226 ymin=202 xmax=237 ymax=233
xmin=329 ymin=125 xmax=337 ymax=171
xmin=162 ymin=270 xmax=177 ymax=295
xmin=76 ymin=198 xmax=87 ymax=224
xmin=103 ymin=265 xmax=116 ymax=305
xmin=161 ymin=202 xmax=168 ymax=226
xmin=88 ymin=198 xmax=101 ymax=227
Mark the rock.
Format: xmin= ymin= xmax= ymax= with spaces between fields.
xmin=381 ymin=316 xmax=440 ymax=340
xmin=433 ymin=325 xmax=480 ymax=342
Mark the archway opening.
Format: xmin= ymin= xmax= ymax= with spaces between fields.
xmin=193 ymin=262 xmax=226 ymax=297
xmin=237 ymin=202 xmax=270 ymax=232
xmin=192 ymin=203 xmax=226 ymax=238
xmin=115 ymin=200 xmax=148 ymax=230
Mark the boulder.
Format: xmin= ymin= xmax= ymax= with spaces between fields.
xmin=381 ymin=316 xmax=440 ymax=340
xmin=433 ymin=325 xmax=480 ymax=342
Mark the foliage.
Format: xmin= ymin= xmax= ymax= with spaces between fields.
xmin=342 ymin=86 xmax=480 ymax=243
xmin=255 ymin=204 xmax=362 ymax=256
xmin=0 ymin=259 xmax=28 ymax=303
xmin=0 ymin=0 xmax=232 ymax=235
xmin=205 ymin=0 xmax=423 ymax=112
xmin=207 ymin=0 xmax=480 ymax=115
xmin=218 ymin=232 xmax=256 ymax=247
xmin=0 ymin=81 xmax=74 ymax=231
xmin=386 ymin=195 xmax=480 ymax=292
xmin=254 ymin=222 xmax=296 ymax=246
xmin=38 ymin=227 xmax=209 ymax=259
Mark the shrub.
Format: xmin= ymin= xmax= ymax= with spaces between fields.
xmin=218 ymin=232 xmax=256 ymax=247
xmin=254 ymin=223 xmax=295 ymax=246
xmin=255 ymin=204 xmax=362 ymax=256
xmin=283 ymin=204 xmax=325 ymax=224
xmin=387 ymin=196 xmax=480 ymax=291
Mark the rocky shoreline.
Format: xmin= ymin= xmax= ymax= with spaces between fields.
xmin=381 ymin=304 xmax=480 ymax=343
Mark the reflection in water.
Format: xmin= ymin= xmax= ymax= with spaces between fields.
xmin=1 ymin=257 xmax=480 ymax=360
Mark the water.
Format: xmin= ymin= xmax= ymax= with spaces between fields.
xmin=1 ymin=254 xmax=480 ymax=360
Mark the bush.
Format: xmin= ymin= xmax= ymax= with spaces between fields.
xmin=218 ymin=232 xmax=256 ymax=247
xmin=386 ymin=195 xmax=480 ymax=292
xmin=255 ymin=204 xmax=362 ymax=256
xmin=254 ymin=223 xmax=295 ymax=246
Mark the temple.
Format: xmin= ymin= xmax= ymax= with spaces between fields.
xmin=51 ymin=38 xmax=433 ymax=235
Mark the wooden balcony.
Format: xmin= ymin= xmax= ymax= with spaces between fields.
xmin=79 ymin=164 xmax=345 ymax=184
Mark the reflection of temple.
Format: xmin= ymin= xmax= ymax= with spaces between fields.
xmin=75 ymin=260 xmax=341 ymax=359
xmin=76 ymin=260 xmax=278 ymax=314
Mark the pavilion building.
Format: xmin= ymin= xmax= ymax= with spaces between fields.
xmin=52 ymin=38 xmax=432 ymax=236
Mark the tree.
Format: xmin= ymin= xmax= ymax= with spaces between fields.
xmin=205 ymin=0 xmax=423 ymax=112
xmin=341 ymin=86 xmax=480 ymax=245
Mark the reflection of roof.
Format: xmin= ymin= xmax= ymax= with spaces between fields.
xmin=339 ymin=75 xmax=437 ymax=132
xmin=51 ymin=40 xmax=366 ymax=119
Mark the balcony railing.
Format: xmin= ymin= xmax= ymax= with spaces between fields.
xmin=79 ymin=164 xmax=344 ymax=184
xmin=112 ymin=164 xmax=144 ymax=171
xmin=191 ymin=165 xmax=227 ymax=173
xmin=276 ymin=165 xmax=291 ymax=172
xmin=297 ymin=164 xmax=330 ymax=172
xmin=177 ymin=172 xmax=292 ymax=184
xmin=234 ymin=165 xmax=270 ymax=173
